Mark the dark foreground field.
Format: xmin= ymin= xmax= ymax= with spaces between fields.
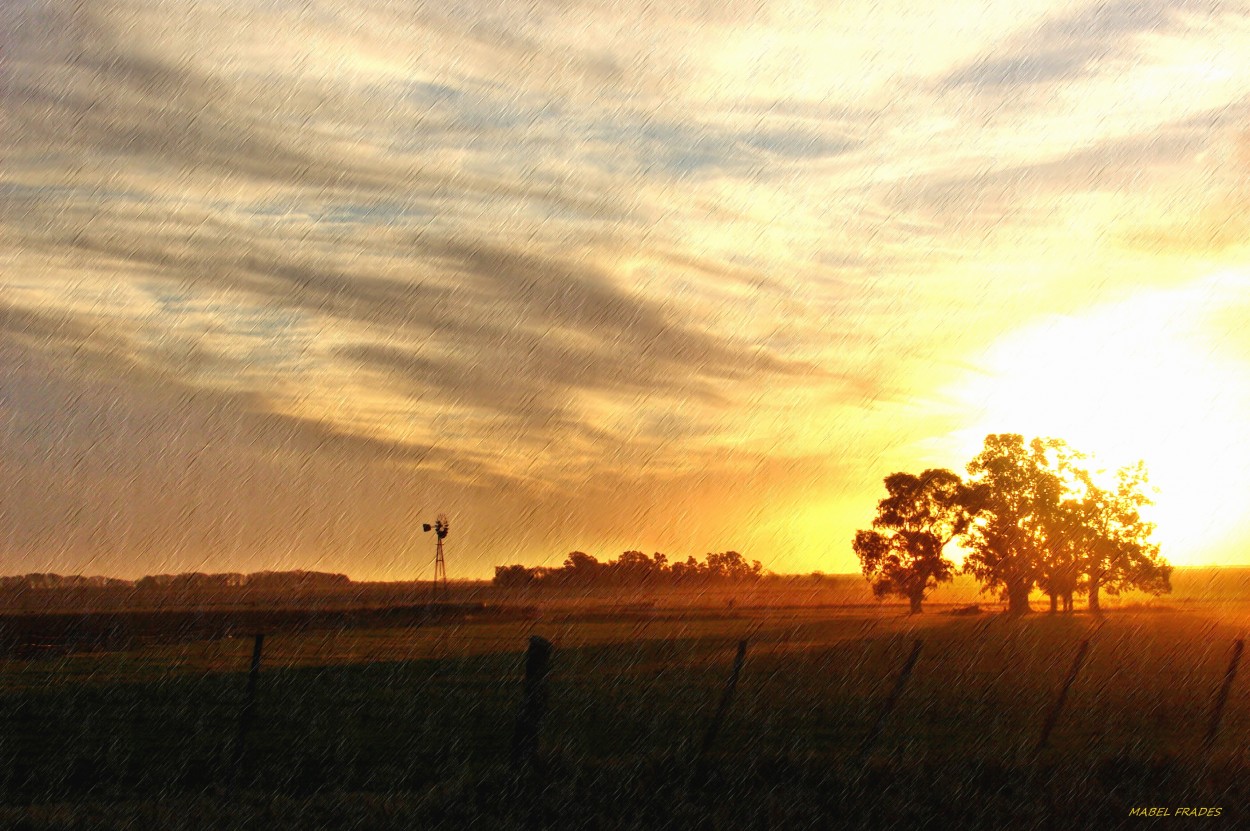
xmin=1 ymin=598 xmax=1247 ymax=829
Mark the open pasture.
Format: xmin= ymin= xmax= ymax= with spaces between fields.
xmin=1 ymin=601 xmax=1247 ymax=828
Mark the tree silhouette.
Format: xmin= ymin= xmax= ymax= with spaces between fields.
xmin=1038 ymin=497 xmax=1084 ymax=613
xmin=853 ymin=433 xmax=1174 ymax=614
xmin=705 ymin=551 xmax=764 ymax=580
xmin=853 ymin=468 xmax=973 ymax=614
xmin=1030 ymin=437 xmax=1087 ymax=613
xmin=960 ymin=434 xmax=1060 ymax=615
xmin=955 ymin=434 xmax=1172 ymax=614
xmin=1072 ymin=460 xmax=1171 ymax=613
xmin=491 ymin=550 xmax=763 ymax=587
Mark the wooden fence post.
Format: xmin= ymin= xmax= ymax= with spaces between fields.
xmin=511 ymin=636 xmax=553 ymax=770
xmin=691 ymin=639 xmax=748 ymax=788
xmin=1035 ymin=639 xmax=1089 ymax=753
xmin=1203 ymin=639 xmax=1243 ymax=753
xmin=231 ymin=633 xmax=265 ymax=784
xmin=854 ymin=639 xmax=922 ymax=766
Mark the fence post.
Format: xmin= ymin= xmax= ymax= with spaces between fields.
xmin=1035 ymin=639 xmax=1089 ymax=753
xmin=1203 ymin=639 xmax=1243 ymax=753
xmin=511 ymin=636 xmax=553 ymax=770
xmin=691 ymin=639 xmax=748 ymax=788
xmin=854 ymin=639 xmax=922 ymax=766
xmin=231 ymin=633 xmax=265 ymax=784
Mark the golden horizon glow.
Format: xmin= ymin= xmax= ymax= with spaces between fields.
xmin=942 ymin=270 xmax=1250 ymax=567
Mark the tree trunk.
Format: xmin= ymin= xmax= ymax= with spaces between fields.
xmin=908 ymin=593 xmax=923 ymax=615
xmin=1007 ymin=582 xmax=1031 ymax=615
xmin=1088 ymin=579 xmax=1101 ymax=614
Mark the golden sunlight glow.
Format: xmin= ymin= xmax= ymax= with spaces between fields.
xmin=943 ymin=270 xmax=1250 ymax=565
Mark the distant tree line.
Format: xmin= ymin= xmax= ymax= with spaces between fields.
xmin=0 ymin=574 xmax=132 ymax=591
xmin=0 ymin=571 xmax=352 ymax=592
xmin=854 ymin=433 xmax=1172 ymax=615
xmin=134 ymin=571 xmax=352 ymax=591
xmin=494 ymin=550 xmax=764 ymax=587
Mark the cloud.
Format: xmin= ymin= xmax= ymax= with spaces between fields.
xmin=941 ymin=0 xmax=1195 ymax=90
xmin=1119 ymin=123 xmax=1250 ymax=255
xmin=883 ymin=106 xmax=1238 ymax=237
xmin=3 ymin=0 xmax=1250 ymax=575
xmin=0 ymin=337 xmax=453 ymax=577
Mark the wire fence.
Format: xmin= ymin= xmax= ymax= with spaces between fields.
xmin=0 ymin=611 xmax=1246 ymax=802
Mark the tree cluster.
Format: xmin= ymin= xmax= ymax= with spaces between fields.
xmin=854 ymin=433 xmax=1172 ymax=614
xmin=493 ymin=550 xmax=764 ymax=588
xmin=134 ymin=571 xmax=352 ymax=591
xmin=0 ymin=571 xmax=354 ymax=592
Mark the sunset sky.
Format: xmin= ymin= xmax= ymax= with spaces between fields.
xmin=3 ymin=0 xmax=1250 ymax=580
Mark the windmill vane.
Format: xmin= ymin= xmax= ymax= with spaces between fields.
xmin=425 ymin=512 xmax=449 ymax=601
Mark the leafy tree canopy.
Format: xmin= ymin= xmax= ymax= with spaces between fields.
xmin=853 ymin=468 xmax=974 ymax=614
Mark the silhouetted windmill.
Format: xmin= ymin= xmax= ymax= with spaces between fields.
xmin=423 ymin=513 xmax=449 ymax=603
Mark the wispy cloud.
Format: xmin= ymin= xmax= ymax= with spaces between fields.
xmin=3 ymin=0 xmax=1250 ymax=576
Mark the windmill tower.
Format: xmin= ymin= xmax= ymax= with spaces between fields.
xmin=423 ymin=513 xmax=449 ymax=603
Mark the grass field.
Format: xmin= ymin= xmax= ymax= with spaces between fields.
xmin=1 ymin=595 xmax=1248 ymax=828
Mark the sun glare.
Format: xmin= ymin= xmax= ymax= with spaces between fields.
xmin=943 ymin=271 xmax=1250 ymax=566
